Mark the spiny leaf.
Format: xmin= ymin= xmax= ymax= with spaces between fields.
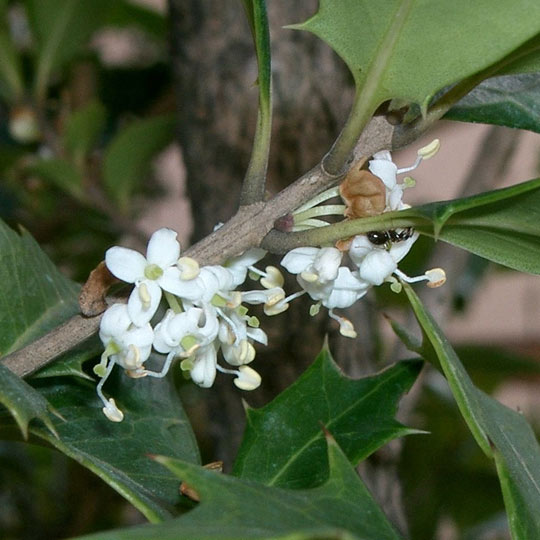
xmin=292 ymin=0 xmax=540 ymax=112
xmin=0 ymin=364 xmax=58 ymax=439
xmin=0 ymin=218 xmax=79 ymax=355
xmin=233 ymin=347 xmax=423 ymax=488
xmin=28 ymin=365 xmax=201 ymax=523
xmin=76 ymin=436 xmax=403 ymax=540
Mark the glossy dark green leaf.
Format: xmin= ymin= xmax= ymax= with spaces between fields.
xmin=416 ymin=178 xmax=540 ymax=275
xmin=32 ymin=335 xmax=101 ymax=380
xmin=0 ymin=364 xmax=57 ymax=438
xmin=29 ymin=365 xmax=200 ymax=523
xmin=63 ymin=101 xmax=107 ymax=163
xmin=77 ymin=436 xmax=402 ymax=540
xmin=403 ymin=284 xmax=540 ymax=538
xmin=292 ymin=1 xmax=540 ymax=112
xmin=0 ymin=218 xmax=79 ymax=355
xmin=233 ymin=347 xmax=422 ymax=488
xmin=103 ymin=115 xmax=175 ymax=210
xmin=446 ymin=73 xmax=540 ymax=133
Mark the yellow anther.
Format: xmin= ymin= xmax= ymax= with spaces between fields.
xmin=417 ymin=139 xmax=440 ymax=160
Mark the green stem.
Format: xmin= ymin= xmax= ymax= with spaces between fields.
xmin=239 ymin=0 xmax=272 ymax=205
xmin=263 ymin=208 xmax=430 ymax=252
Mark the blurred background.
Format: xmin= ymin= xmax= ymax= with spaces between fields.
xmin=0 ymin=1 xmax=538 ymax=539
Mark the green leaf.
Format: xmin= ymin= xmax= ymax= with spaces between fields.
xmin=445 ymin=73 xmax=540 ymax=133
xmin=33 ymin=335 xmax=102 ymax=380
xmin=28 ymin=366 xmax=200 ymax=523
xmin=290 ymin=1 xmax=540 ymax=172
xmin=233 ymin=347 xmax=422 ymax=488
xmin=414 ymin=177 xmax=540 ymax=274
xmin=25 ymin=0 xmax=109 ymax=100
xmin=77 ymin=436 xmax=402 ymax=540
xmin=63 ymin=101 xmax=107 ymax=164
xmin=0 ymin=364 xmax=57 ymax=438
xmin=103 ymin=115 xmax=176 ymax=210
xmin=0 ymin=219 xmax=79 ymax=355
xmin=294 ymin=1 xmax=540 ymax=110
xmin=403 ymin=284 xmax=540 ymax=538
xmin=239 ymin=0 xmax=272 ymax=205
xmin=26 ymin=158 xmax=84 ymax=199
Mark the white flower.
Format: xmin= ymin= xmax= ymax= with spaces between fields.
xmin=98 ymin=304 xmax=153 ymax=372
xmin=321 ymin=267 xmax=370 ymax=309
xmin=105 ymin=228 xmax=201 ymax=326
xmin=153 ymin=306 xmax=220 ymax=357
xmin=350 ymin=232 xmax=418 ymax=286
xmin=281 ymin=246 xmax=342 ymax=284
xmin=95 ymin=303 xmax=154 ymax=421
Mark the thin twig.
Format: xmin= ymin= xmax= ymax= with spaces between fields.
xmin=0 ymin=110 xmax=447 ymax=378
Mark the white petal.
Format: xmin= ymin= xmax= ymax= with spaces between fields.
xmin=191 ymin=347 xmax=217 ymax=388
xmin=389 ymin=232 xmax=419 ymax=263
xmin=387 ymin=185 xmax=404 ymax=210
xmin=349 ymin=235 xmax=375 ymax=265
xmin=122 ymin=324 xmax=154 ymax=349
xmin=247 ymin=327 xmax=268 ymax=345
xmin=360 ymin=251 xmax=396 ymax=286
xmin=369 ymin=158 xmax=397 ymax=189
xmin=280 ymin=247 xmax=319 ymax=274
xmin=99 ymin=304 xmax=131 ymax=342
xmin=159 ymin=267 xmax=204 ymax=300
xmin=313 ymin=247 xmax=342 ymax=282
xmin=105 ymin=247 xmax=146 ymax=283
xmin=322 ymin=268 xmax=369 ymax=309
xmin=127 ymin=280 xmax=162 ymax=326
xmin=206 ymin=265 xmax=235 ymax=291
xmin=146 ymin=228 xmax=181 ymax=268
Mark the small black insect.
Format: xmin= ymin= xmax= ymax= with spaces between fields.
xmin=367 ymin=227 xmax=414 ymax=246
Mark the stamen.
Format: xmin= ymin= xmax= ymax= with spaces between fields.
xmin=426 ymin=268 xmax=446 ymax=288
xmin=102 ymin=398 xmax=124 ymax=422
xmin=144 ymin=351 xmax=176 ymax=379
xmin=329 ymin=310 xmax=357 ymax=338
xmin=417 ymin=139 xmax=440 ymax=159
xmin=216 ymin=307 xmax=242 ymax=346
xmin=96 ymin=359 xmax=124 ymax=421
xmin=397 ymin=156 xmax=422 ymax=175
xmin=138 ymin=282 xmax=151 ymax=309
xmin=177 ymin=257 xmax=200 ymax=279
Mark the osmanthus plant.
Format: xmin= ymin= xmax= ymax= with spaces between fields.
xmin=1 ymin=1 xmax=540 ymax=539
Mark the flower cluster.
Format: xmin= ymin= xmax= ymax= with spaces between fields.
xmin=280 ymin=140 xmax=446 ymax=338
xmin=95 ymin=141 xmax=445 ymax=422
xmin=96 ymin=229 xmax=286 ymax=422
